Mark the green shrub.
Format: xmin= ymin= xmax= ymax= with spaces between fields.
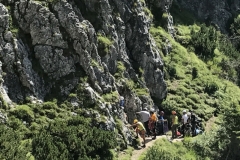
xmin=59 ymin=103 xmax=68 ymax=109
xmin=31 ymin=104 xmax=45 ymax=116
xmin=143 ymin=7 xmax=153 ymax=19
xmin=142 ymin=139 xmax=200 ymax=160
xmin=7 ymin=116 xmax=25 ymax=130
xmin=190 ymin=24 xmax=218 ymax=60
xmin=102 ymin=91 xmax=119 ymax=103
xmin=0 ymin=124 xmax=29 ymax=159
xmin=192 ymin=67 xmax=198 ymax=79
xmin=135 ymin=88 xmax=149 ymax=96
xmin=168 ymin=65 xmax=177 ymax=78
xmin=69 ymin=93 xmax=77 ymax=98
xmin=204 ymin=81 xmax=219 ymax=95
xmin=97 ymin=34 xmax=113 ymax=57
xmin=176 ymin=86 xmax=194 ymax=96
xmin=187 ymin=94 xmax=200 ymax=103
xmin=184 ymin=98 xmax=196 ymax=107
xmin=128 ymin=80 xmax=136 ymax=89
xmin=91 ymin=59 xmax=104 ymax=70
xmin=168 ymin=85 xmax=177 ymax=94
xmin=45 ymin=109 xmax=57 ymax=119
xmin=10 ymin=105 xmax=34 ymax=123
xmin=42 ymin=102 xmax=57 ymax=110
xmin=0 ymin=95 xmax=8 ymax=109
xmin=29 ymin=122 xmax=41 ymax=132
xmin=32 ymin=117 xmax=117 ymax=160
xmin=114 ymin=61 xmax=126 ymax=79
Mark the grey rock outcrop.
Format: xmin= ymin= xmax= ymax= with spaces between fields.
xmin=175 ymin=0 xmax=240 ymax=33
xmin=0 ymin=0 xmax=167 ymax=146
xmin=146 ymin=0 xmax=173 ymax=9
xmin=0 ymin=111 xmax=7 ymax=123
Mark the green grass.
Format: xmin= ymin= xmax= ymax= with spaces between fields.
xmin=115 ymin=146 xmax=134 ymax=160
xmin=97 ymin=34 xmax=113 ymax=57
xmin=10 ymin=105 xmax=35 ymax=122
xmin=91 ymin=59 xmax=104 ymax=70
xmin=114 ymin=61 xmax=126 ymax=79
xmin=143 ymin=7 xmax=153 ymax=19
xmin=135 ymin=88 xmax=150 ymax=96
xmin=150 ymin=25 xmax=240 ymax=121
xmin=140 ymin=138 xmax=200 ymax=160
xmin=102 ymin=91 xmax=119 ymax=103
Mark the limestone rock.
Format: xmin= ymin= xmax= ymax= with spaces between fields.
xmin=0 ymin=111 xmax=7 ymax=123
xmin=176 ymin=0 xmax=240 ymax=33
xmin=0 ymin=0 xmax=168 ymax=146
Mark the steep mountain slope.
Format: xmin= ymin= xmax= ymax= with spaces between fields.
xmin=0 ymin=0 xmax=168 ymax=159
xmin=0 ymin=0 xmax=166 ymax=127
xmin=0 ymin=0 xmax=240 ymax=159
xmin=141 ymin=1 xmax=240 ymax=159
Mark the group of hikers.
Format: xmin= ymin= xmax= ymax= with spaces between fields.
xmin=130 ymin=107 xmax=203 ymax=148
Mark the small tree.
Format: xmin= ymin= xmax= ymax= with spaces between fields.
xmin=192 ymin=67 xmax=198 ymax=79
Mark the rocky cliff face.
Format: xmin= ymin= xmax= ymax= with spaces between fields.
xmin=0 ymin=0 xmax=167 ymax=136
xmin=175 ymin=0 xmax=240 ymax=33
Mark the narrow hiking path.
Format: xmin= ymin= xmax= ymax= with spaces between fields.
xmin=130 ymin=116 xmax=214 ymax=160
xmin=130 ymin=135 xmax=183 ymax=160
xmin=130 ymin=135 xmax=163 ymax=160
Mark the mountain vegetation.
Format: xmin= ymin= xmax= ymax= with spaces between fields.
xmin=142 ymin=1 xmax=240 ymax=160
xmin=0 ymin=0 xmax=240 ymax=160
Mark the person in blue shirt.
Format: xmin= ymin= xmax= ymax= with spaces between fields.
xmin=158 ymin=111 xmax=164 ymax=121
xmin=119 ymin=96 xmax=124 ymax=109
xmin=157 ymin=111 xmax=165 ymax=135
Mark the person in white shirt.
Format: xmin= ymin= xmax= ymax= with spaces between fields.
xmin=136 ymin=108 xmax=150 ymax=136
xmin=181 ymin=110 xmax=188 ymax=137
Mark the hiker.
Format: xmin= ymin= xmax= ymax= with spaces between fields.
xmin=119 ymin=96 xmax=125 ymax=109
xmin=171 ymin=111 xmax=178 ymax=139
xmin=149 ymin=109 xmax=157 ymax=140
xmin=136 ymin=108 xmax=150 ymax=137
xmin=190 ymin=110 xmax=197 ymax=135
xmin=157 ymin=111 xmax=165 ymax=135
xmin=132 ymin=119 xmax=146 ymax=147
xmin=181 ymin=110 xmax=188 ymax=137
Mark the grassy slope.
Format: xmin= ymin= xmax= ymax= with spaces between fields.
xmin=139 ymin=138 xmax=200 ymax=160
xmin=151 ymin=25 xmax=240 ymax=122
xmin=140 ymin=2 xmax=240 ymax=159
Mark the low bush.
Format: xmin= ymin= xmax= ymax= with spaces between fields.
xmin=10 ymin=105 xmax=34 ymax=123
xmin=42 ymin=102 xmax=58 ymax=110
xmin=102 ymin=91 xmax=119 ymax=103
xmin=141 ymin=139 xmax=200 ymax=160
xmin=32 ymin=117 xmax=117 ymax=160
xmin=204 ymin=81 xmax=219 ymax=95
xmin=192 ymin=67 xmax=198 ymax=79
xmin=0 ymin=124 xmax=29 ymax=160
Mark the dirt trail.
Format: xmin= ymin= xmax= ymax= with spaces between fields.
xmin=130 ymin=116 xmax=215 ymax=160
xmin=130 ymin=135 xmax=183 ymax=160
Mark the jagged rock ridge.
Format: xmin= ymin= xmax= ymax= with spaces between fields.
xmin=0 ymin=0 xmax=167 ymax=144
